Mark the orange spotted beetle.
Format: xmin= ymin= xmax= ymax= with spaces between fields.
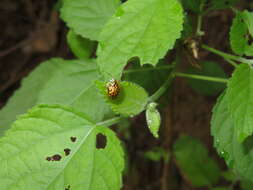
xmin=106 ymin=79 xmax=120 ymax=98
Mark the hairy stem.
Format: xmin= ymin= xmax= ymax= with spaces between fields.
xmin=196 ymin=0 xmax=205 ymax=36
xmin=202 ymin=44 xmax=253 ymax=65
xmin=149 ymin=74 xmax=175 ymax=102
xmin=174 ymin=72 xmax=228 ymax=83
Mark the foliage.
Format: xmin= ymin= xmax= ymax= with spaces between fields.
xmin=227 ymin=64 xmax=253 ymax=142
xmin=60 ymin=0 xmax=120 ymax=40
xmin=96 ymin=80 xmax=148 ymax=117
xmin=211 ymin=90 xmax=253 ymax=182
xmin=0 ymin=0 xmax=253 ymax=189
xmin=145 ymin=102 xmax=161 ymax=138
xmin=0 ymin=58 xmax=113 ymax=135
xmin=173 ymin=135 xmax=221 ymax=187
xmin=0 ymin=105 xmax=124 ymax=190
xmin=230 ymin=10 xmax=253 ymax=56
xmin=97 ymin=0 xmax=184 ymax=80
xmin=67 ymin=29 xmax=96 ymax=60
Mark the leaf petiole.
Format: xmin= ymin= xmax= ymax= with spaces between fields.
xmin=174 ymin=72 xmax=228 ymax=83
xmin=149 ymin=73 xmax=175 ymax=102
xmin=202 ymin=44 xmax=253 ymax=66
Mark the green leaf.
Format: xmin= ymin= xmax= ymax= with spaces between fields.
xmin=96 ymin=81 xmax=148 ymax=117
xmin=60 ymin=0 xmax=120 ymax=41
xmin=0 ymin=58 xmax=112 ymax=134
xmin=211 ymin=92 xmax=235 ymax=166
xmin=221 ymin=170 xmax=236 ymax=182
xmin=230 ymin=11 xmax=253 ymax=56
xmin=241 ymin=180 xmax=253 ymax=190
xmin=173 ymin=135 xmax=221 ymax=187
xmin=54 ymin=0 xmax=63 ymax=11
xmin=211 ymin=91 xmax=253 ymax=182
xmin=227 ymin=64 xmax=253 ymax=142
xmin=211 ymin=0 xmax=238 ymax=10
xmin=0 ymin=105 xmax=124 ymax=190
xmin=67 ymin=29 xmax=96 ymax=60
xmin=181 ymin=16 xmax=194 ymax=39
xmin=145 ymin=102 xmax=161 ymax=138
xmin=97 ymin=0 xmax=183 ymax=80
xmin=186 ymin=61 xmax=227 ymax=96
xmin=144 ymin=147 xmax=170 ymax=162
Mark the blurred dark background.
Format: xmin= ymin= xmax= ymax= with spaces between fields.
xmin=0 ymin=0 xmax=252 ymax=189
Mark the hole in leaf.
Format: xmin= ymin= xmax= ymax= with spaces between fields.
xmin=52 ymin=154 xmax=62 ymax=161
xmin=65 ymin=185 xmax=70 ymax=190
xmin=64 ymin=148 xmax=71 ymax=156
xmin=96 ymin=133 xmax=107 ymax=149
xmin=70 ymin=136 xmax=77 ymax=142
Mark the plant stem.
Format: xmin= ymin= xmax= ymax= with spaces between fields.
xmin=196 ymin=1 xmax=205 ymax=36
xmin=123 ymin=65 xmax=173 ymax=74
xmin=149 ymin=74 xmax=175 ymax=102
xmin=174 ymin=72 xmax=228 ymax=83
xmin=96 ymin=116 xmax=123 ymax=127
xmin=202 ymin=44 xmax=253 ymax=65
xmin=224 ymin=58 xmax=237 ymax=67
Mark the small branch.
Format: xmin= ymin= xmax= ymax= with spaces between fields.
xmin=224 ymin=58 xmax=237 ymax=67
xmin=0 ymin=39 xmax=31 ymax=57
xmin=196 ymin=0 xmax=205 ymax=36
xmin=149 ymin=74 xmax=175 ymax=102
xmin=96 ymin=117 xmax=123 ymax=127
xmin=174 ymin=72 xmax=228 ymax=83
xmin=202 ymin=44 xmax=253 ymax=66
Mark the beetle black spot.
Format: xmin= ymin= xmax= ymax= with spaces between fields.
xmin=224 ymin=1 xmax=229 ymax=5
xmin=70 ymin=136 xmax=77 ymax=142
xmin=64 ymin=148 xmax=71 ymax=156
xmin=46 ymin=157 xmax=52 ymax=161
xmin=65 ymin=185 xmax=70 ymax=190
xmin=96 ymin=133 xmax=107 ymax=149
xmin=52 ymin=154 xmax=62 ymax=161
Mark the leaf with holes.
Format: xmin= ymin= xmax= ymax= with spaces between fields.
xmin=145 ymin=102 xmax=161 ymax=138
xmin=67 ymin=29 xmax=96 ymax=60
xmin=96 ymin=80 xmax=148 ymax=117
xmin=173 ymin=135 xmax=221 ymax=187
xmin=0 ymin=58 xmax=113 ymax=135
xmin=227 ymin=64 xmax=253 ymax=142
xmin=230 ymin=11 xmax=253 ymax=56
xmin=97 ymin=0 xmax=183 ymax=80
xmin=60 ymin=0 xmax=120 ymax=41
xmin=211 ymin=91 xmax=253 ymax=183
xmin=0 ymin=105 xmax=124 ymax=190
